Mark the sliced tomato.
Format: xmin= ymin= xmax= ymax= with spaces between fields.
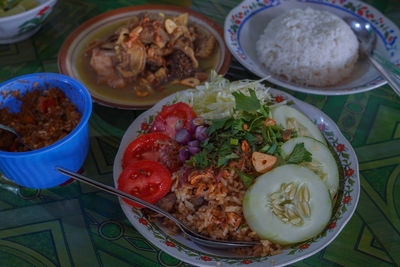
xmin=122 ymin=132 xmax=182 ymax=171
xmin=150 ymin=102 xmax=196 ymax=138
xmin=118 ymin=160 xmax=172 ymax=208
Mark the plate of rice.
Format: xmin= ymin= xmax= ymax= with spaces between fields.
xmin=113 ymin=73 xmax=360 ymax=266
xmin=224 ymin=0 xmax=400 ymax=95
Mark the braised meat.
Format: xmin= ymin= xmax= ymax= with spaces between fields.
xmin=86 ymin=12 xmax=216 ymax=97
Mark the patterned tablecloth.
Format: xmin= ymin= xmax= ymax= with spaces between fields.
xmin=1 ymin=0 xmax=400 ymax=266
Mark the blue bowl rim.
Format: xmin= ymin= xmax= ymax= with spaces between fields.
xmin=0 ymin=72 xmax=92 ymax=157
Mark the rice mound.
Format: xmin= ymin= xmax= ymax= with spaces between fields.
xmin=256 ymin=7 xmax=359 ymax=87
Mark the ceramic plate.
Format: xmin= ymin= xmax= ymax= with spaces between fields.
xmin=58 ymin=5 xmax=231 ymax=109
xmin=113 ymin=88 xmax=360 ymax=266
xmin=224 ymin=0 xmax=400 ymax=95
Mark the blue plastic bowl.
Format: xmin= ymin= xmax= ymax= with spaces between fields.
xmin=0 ymin=73 xmax=92 ymax=189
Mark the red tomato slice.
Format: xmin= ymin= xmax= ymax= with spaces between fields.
xmin=122 ymin=132 xmax=181 ymax=171
xmin=150 ymin=102 xmax=196 ymax=138
xmin=118 ymin=160 xmax=172 ymax=208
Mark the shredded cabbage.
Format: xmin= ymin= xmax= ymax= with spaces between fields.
xmin=176 ymin=72 xmax=272 ymax=119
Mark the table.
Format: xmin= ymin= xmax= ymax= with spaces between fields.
xmin=1 ymin=0 xmax=400 ymax=266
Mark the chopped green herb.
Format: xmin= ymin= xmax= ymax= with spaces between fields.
xmin=260 ymin=144 xmax=271 ymax=153
xmin=286 ymin=143 xmax=312 ymax=164
xmin=232 ymin=89 xmax=261 ymax=112
xmin=267 ymin=142 xmax=277 ymax=154
xmin=245 ymin=132 xmax=259 ymax=146
xmin=187 ymin=149 xmax=209 ymax=169
xmin=230 ymin=138 xmax=239 ymax=146
xmin=207 ymin=117 xmax=230 ymax=135
xmin=228 ymin=168 xmax=254 ymax=188
xmin=217 ymin=153 xmax=240 ymax=168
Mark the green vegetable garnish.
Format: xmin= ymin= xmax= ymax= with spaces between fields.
xmin=228 ymin=168 xmax=254 ymax=188
xmin=285 ymin=143 xmax=312 ymax=164
xmin=232 ymin=89 xmax=260 ymax=112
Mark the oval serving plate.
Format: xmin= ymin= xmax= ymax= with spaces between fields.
xmin=58 ymin=5 xmax=231 ymax=109
xmin=113 ymin=88 xmax=360 ymax=266
xmin=224 ymin=0 xmax=400 ymax=95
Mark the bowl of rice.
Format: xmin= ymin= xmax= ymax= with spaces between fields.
xmin=224 ymin=0 xmax=400 ymax=95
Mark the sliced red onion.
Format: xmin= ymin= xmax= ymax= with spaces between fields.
xmin=195 ymin=125 xmax=208 ymax=141
xmin=179 ymin=147 xmax=190 ymax=162
xmin=190 ymin=117 xmax=205 ymax=132
xmin=175 ymin=128 xmax=192 ymax=144
xmin=187 ymin=140 xmax=199 ymax=147
xmin=188 ymin=146 xmax=201 ymax=155
xmin=178 ymin=165 xmax=191 ymax=187
xmin=216 ymin=167 xmax=224 ymax=182
xmin=175 ymin=119 xmax=184 ymax=131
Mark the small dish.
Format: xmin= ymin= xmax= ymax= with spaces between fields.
xmin=0 ymin=0 xmax=57 ymax=44
xmin=58 ymin=5 xmax=231 ymax=109
xmin=224 ymin=0 xmax=400 ymax=95
xmin=0 ymin=73 xmax=92 ymax=189
xmin=113 ymin=88 xmax=360 ymax=266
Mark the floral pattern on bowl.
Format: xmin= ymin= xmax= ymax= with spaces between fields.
xmin=224 ymin=0 xmax=400 ymax=95
xmin=0 ymin=0 xmax=57 ymax=44
xmin=113 ymin=88 xmax=360 ymax=266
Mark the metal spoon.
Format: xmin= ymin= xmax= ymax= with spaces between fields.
xmin=345 ymin=17 xmax=400 ymax=95
xmin=0 ymin=123 xmax=33 ymax=151
xmin=56 ymin=167 xmax=259 ymax=249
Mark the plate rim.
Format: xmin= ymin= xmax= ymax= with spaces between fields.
xmin=58 ymin=4 xmax=232 ymax=109
xmin=112 ymin=87 xmax=360 ymax=266
xmin=224 ymin=0 xmax=400 ymax=95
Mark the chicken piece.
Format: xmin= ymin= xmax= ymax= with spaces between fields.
xmin=147 ymin=45 xmax=166 ymax=70
xmin=90 ymin=48 xmax=115 ymax=77
xmin=195 ymin=32 xmax=216 ymax=59
xmin=90 ymin=48 xmax=126 ymax=88
xmin=156 ymin=192 xmax=176 ymax=212
xmin=154 ymin=26 xmax=169 ymax=48
xmin=116 ymin=41 xmax=147 ymax=78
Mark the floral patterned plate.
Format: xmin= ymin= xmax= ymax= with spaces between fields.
xmin=224 ymin=0 xmax=400 ymax=95
xmin=113 ymin=87 xmax=360 ymax=266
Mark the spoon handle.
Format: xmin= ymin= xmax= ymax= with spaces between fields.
xmin=369 ymin=51 xmax=400 ymax=96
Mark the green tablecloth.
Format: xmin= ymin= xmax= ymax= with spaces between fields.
xmin=1 ymin=0 xmax=400 ymax=266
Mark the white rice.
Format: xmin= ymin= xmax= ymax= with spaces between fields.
xmin=256 ymin=7 xmax=359 ymax=87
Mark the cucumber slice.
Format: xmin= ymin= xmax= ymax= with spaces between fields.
xmin=243 ymin=165 xmax=332 ymax=245
xmin=271 ymin=105 xmax=326 ymax=145
xmin=281 ymin=137 xmax=339 ymax=198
